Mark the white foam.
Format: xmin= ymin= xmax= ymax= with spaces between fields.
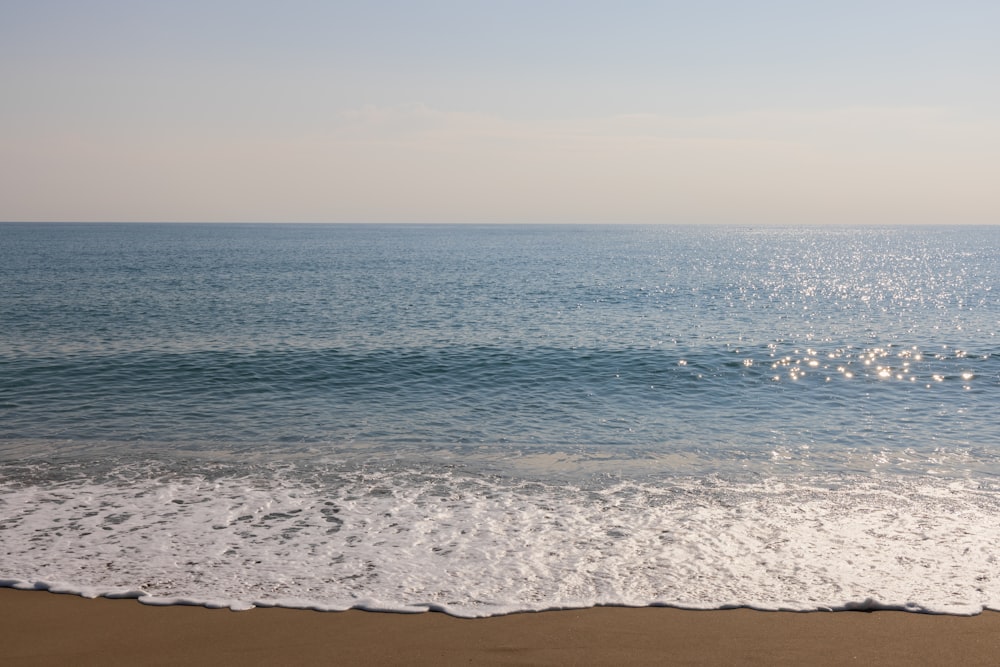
xmin=2 ymin=466 xmax=1000 ymax=617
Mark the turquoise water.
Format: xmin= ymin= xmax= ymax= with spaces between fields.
xmin=1 ymin=223 xmax=999 ymax=615
xmin=2 ymin=223 xmax=997 ymax=472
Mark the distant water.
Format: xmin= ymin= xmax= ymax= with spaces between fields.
xmin=1 ymin=223 xmax=999 ymax=616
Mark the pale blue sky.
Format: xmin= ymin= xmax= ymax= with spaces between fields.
xmin=2 ymin=1 xmax=998 ymax=223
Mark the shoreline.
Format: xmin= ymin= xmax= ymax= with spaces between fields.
xmin=4 ymin=589 xmax=1000 ymax=665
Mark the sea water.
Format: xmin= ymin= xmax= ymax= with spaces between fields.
xmin=1 ymin=223 xmax=998 ymax=616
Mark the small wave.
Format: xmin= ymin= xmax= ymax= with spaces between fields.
xmin=2 ymin=343 xmax=996 ymax=456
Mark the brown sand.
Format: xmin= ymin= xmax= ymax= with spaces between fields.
xmin=3 ymin=588 xmax=1000 ymax=666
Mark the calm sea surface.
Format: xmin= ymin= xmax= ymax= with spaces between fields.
xmin=1 ymin=223 xmax=999 ymax=616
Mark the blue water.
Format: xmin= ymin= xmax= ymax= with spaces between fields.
xmin=2 ymin=223 xmax=999 ymax=615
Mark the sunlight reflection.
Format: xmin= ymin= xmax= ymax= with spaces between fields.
xmin=754 ymin=342 xmax=980 ymax=388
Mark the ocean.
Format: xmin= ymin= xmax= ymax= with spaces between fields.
xmin=1 ymin=222 xmax=998 ymax=616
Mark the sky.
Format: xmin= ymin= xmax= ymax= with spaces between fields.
xmin=2 ymin=1 xmax=998 ymax=224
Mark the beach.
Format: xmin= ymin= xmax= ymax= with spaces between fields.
xmin=4 ymin=589 xmax=1000 ymax=666
xmin=4 ymin=225 xmax=1000 ymax=663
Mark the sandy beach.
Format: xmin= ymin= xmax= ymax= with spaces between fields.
xmin=3 ymin=588 xmax=999 ymax=666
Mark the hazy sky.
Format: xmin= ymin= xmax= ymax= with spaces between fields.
xmin=3 ymin=1 xmax=998 ymax=224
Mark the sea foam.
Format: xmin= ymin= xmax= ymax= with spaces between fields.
xmin=2 ymin=463 xmax=999 ymax=617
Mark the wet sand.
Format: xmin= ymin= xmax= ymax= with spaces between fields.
xmin=3 ymin=588 xmax=1000 ymax=666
